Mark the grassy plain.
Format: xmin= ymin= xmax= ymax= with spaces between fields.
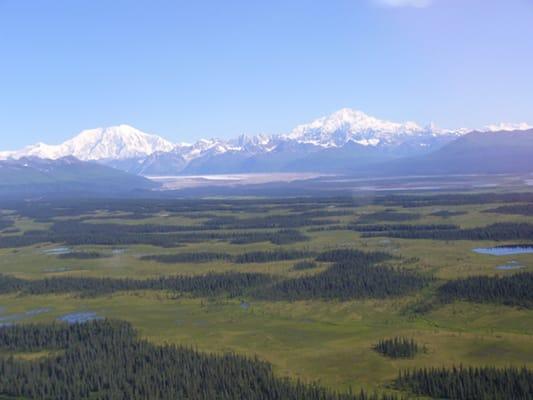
xmin=1 ymin=197 xmax=533 ymax=395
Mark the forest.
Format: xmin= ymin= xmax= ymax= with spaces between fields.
xmin=360 ymin=222 xmax=533 ymax=241
xmin=355 ymin=210 xmax=420 ymax=224
xmin=485 ymin=204 xmax=533 ymax=216
xmin=0 ymin=193 xmax=533 ymax=398
xmin=58 ymin=251 xmax=109 ymax=260
xmin=292 ymin=261 xmax=319 ymax=270
xmin=395 ymin=366 xmax=533 ymax=399
xmin=0 ymin=272 xmax=275 ymax=298
xmin=0 ymin=248 xmax=433 ymax=302
xmin=142 ymin=249 xmax=315 ymax=264
xmin=438 ymin=272 xmax=533 ymax=308
xmin=349 ymin=223 xmax=458 ymax=233
xmin=373 ymin=337 xmax=423 ymax=359
xmin=0 ymin=320 xmax=399 ymax=400
xmin=0 ymin=224 xmax=309 ymax=248
xmin=255 ymin=261 xmax=430 ymax=301
xmin=3 ymin=192 xmax=533 ymax=222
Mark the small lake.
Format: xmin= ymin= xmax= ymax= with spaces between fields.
xmin=496 ymin=261 xmax=525 ymax=271
xmin=58 ymin=312 xmax=102 ymax=324
xmin=42 ymin=247 xmax=72 ymax=255
xmin=25 ymin=307 xmax=51 ymax=316
xmin=473 ymin=246 xmax=533 ymax=256
xmin=0 ymin=307 xmax=52 ymax=326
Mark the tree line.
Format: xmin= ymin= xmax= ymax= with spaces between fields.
xmin=138 ymin=249 xmax=391 ymax=265
xmin=0 ymin=319 xmax=401 ymax=400
xmin=315 ymin=249 xmax=392 ymax=263
xmin=4 ymin=193 xmax=533 ymax=223
xmin=438 ymin=272 xmax=533 ymax=308
xmin=0 ymin=272 xmax=275 ymax=298
xmin=202 ymin=213 xmax=340 ymax=230
xmin=395 ymin=365 xmax=533 ymax=399
xmin=292 ymin=261 xmax=319 ymax=271
xmin=376 ymin=192 xmax=533 ymax=208
xmin=485 ymin=203 xmax=533 ymax=216
xmin=233 ymin=250 xmax=314 ymax=264
xmin=359 ymin=222 xmax=533 ymax=241
xmin=58 ymin=251 xmax=110 ymax=260
xmin=355 ymin=210 xmax=420 ymax=224
xmin=254 ymin=250 xmax=429 ymax=301
xmin=0 ymin=222 xmax=309 ymax=248
xmin=349 ymin=223 xmax=458 ymax=233
xmin=373 ymin=337 xmax=424 ymax=359
xmin=1 ymin=197 xmax=361 ymax=222
xmin=141 ymin=252 xmax=234 ymax=263
xmin=0 ymin=249 xmax=432 ymax=302
xmin=429 ymin=210 xmax=467 ymax=218
xmin=141 ymin=248 xmax=395 ymax=268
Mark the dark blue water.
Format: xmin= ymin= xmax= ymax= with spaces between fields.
xmin=473 ymin=246 xmax=533 ymax=256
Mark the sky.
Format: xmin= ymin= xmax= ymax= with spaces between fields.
xmin=0 ymin=0 xmax=532 ymax=149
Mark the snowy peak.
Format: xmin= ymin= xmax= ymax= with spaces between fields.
xmin=228 ymin=133 xmax=274 ymax=153
xmin=283 ymin=108 xmax=458 ymax=148
xmin=175 ymin=138 xmax=239 ymax=161
xmin=4 ymin=142 xmax=63 ymax=160
xmin=61 ymin=125 xmax=174 ymax=160
xmin=292 ymin=108 xmax=423 ymax=136
xmin=1 ymin=125 xmax=174 ymax=161
xmin=1 ymin=108 xmax=531 ymax=169
xmin=483 ymin=122 xmax=533 ymax=132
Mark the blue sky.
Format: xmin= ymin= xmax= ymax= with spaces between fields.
xmin=1 ymin=0 xmax=532 ymax=148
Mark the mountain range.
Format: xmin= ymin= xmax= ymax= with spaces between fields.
xmin=1 ymin=108 xmax=532 ymax=181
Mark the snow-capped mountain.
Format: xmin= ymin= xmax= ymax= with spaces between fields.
xmin=230 ymin=133 xmax=275 ymax=153
xmin=282 ymin=108 xmax=463 ymax=148
xmin=1 ymin=108 xmax=531 ymax=176
xmin=1 ymin=125 xmax=174 ymax=161
xmin=175 ymin=138 xmax=242 ymax=161
xmin=483 ymin=122 xmax=533 ymax=132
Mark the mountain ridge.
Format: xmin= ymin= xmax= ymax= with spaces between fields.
xmin=1 ymin=109 xmax=531 ymax=176
xmin=0 ymin=125 xmax=174 ymax=161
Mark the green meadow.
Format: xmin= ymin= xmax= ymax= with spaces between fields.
xmin=1 ymin=195 xmax=533 ymax=396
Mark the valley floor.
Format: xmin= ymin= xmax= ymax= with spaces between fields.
xmin=1 ymin=192 xmax=533 ymax=397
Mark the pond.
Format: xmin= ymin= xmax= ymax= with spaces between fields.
xmin=0 ymin=307 xmax=52 ymax=326
xmin=42 ymin=247 xmax=72 ymax=255
xmin=25 ymin=307 xmax=51 ymax=316
xmin=496 ymin=261 xmax=525 ymax=271
xmin=58 ymin=312 xmax=102 ymax=324
xmin=473 ymin=246 xmax=533 ymax=256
